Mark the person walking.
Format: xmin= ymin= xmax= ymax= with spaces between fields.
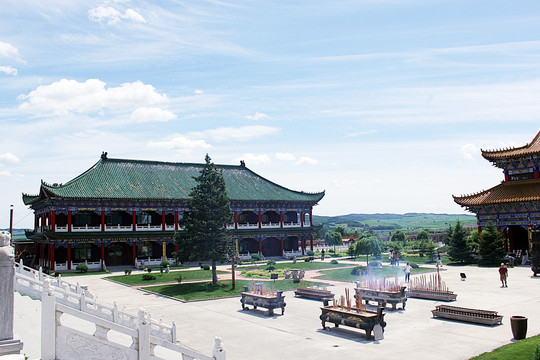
xmin=404 ymin=262 xmax=411 ymax=283
xmin=498 ymin=263 xmax=508 ymax=287
xmin=321 ymin=249 xmax=325 ymax=261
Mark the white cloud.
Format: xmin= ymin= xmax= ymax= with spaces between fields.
xmin=88 ymin=6 xmax=145 ymax=24
xmin=275 ymin=152 xmax=296 ymax=161
xmin=194 ymin=89 xmax=204 ymax=94
xmin=193 ymin=125 xmax=280 ymax=142
xmin=18 ymin=79 xmax=168 ymax=116
xmin=147 ymin=134 xmax=211 ymax=152
xmin=130 ymin=107 xmax=176 ymax=123
xmin=461 ymin=144 xmax=478 ymax=160
xmin=0 ymin=41 xmax=23 ymax=62
xmin=0 ymin=66 xmax=17 ymax=75
xmin=0 ymin=153 xmax=20 ymax=164
xmin=296 ymin=156 xmax=319 ymax=165
xmin=345 ymin=129 xmax=378 ymax=138
xmin=235 ymin=153 xmax=271 ymax=166
xmin=0 ymin=170 xmax=11 ymax=177
xmin=246 ymin=112 xmax=269 ymax=121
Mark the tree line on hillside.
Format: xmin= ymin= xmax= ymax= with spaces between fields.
xmin=321 ymin=220 xmax=505 ymax=266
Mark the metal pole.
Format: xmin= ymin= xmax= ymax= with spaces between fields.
xmin=9 ymin=205 xmax=13 ymax=247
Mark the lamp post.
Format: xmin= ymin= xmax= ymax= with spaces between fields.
xmin=9 ymin=205 xmax=13 ymax=247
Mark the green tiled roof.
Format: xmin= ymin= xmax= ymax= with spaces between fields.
xmin=24 ymin=156 xmax=324 ymax=204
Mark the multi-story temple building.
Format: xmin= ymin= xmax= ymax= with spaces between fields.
xmin=453 ymin=130 xmax=540 ymax=254
xmin=22 ymin=153 xmax=324 ymax=271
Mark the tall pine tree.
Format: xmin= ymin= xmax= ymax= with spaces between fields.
xmin=447 ymin=220 xmax=473 ymax=263
xmin=478 ymin=224 xmax=504 ymax=266
xmin=174 ymin=154 xmax=233 ymax=285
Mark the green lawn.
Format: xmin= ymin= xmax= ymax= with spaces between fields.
xmin=315 ymin=265 xmax=436 ymax=282
xmin=57 ymin=270 xmax=111 ymax=277
xmin=142 ymin=279 xmax=326 ymax=301
xmin=106 ymin=269 xmax=226 ymax=286
xmin=470 ymin=334 xmax=540 ymax=359
xmin=239 ymin=260 xmax=350 ymax=272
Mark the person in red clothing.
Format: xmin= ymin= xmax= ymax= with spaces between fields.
xmin=498 ymin=263 xmax=508 ymax=287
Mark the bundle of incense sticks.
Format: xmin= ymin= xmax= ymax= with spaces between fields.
xmin=345 ymin=288 xmax=351 ymax=311
xmin=409 ymin=273 xmax=451 ymax=293
xmin=357 ymin=276 xmax=401 ymax=292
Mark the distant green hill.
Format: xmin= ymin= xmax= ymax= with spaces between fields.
xmin=313 ymin=213 xmax=476 ymax=232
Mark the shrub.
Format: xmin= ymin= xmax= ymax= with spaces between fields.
xmin=330 ymin=259 xmax=338 ymax=264
xmin=328 ymin=249 xmax=335 ymax=253
xmin=251 ymin=254 xmax=261 ymax=261
xmin=304 ymin=257 xmax=311 ymax=262
xmin=306 ymin=250 xmax=315 ymax=256
xmin=142 ymin=274 xmax=156 ymax=281
xmin=350 ymin=266 xmax=366 ymax=276
xmin=293 ymin=277 xmax=301 ymax=283
xmin=76 ymin=263 xmax=89 ymax=273
xmin=147 ymin=268 xmax=152 ymax=273
xmin=202 ymin=264 xmax=210 ymax=270
xmin=160 ymin=260 xmax=170 ymax=268
xmin=175 ymin=275 xmax=183 ymax=283
xmin=124 ymin=269 xmax=132 ymax=275
xmin=266 ymin=265 xmax=276 ymax=271
xmin=266 ymin=260 xmax=276 ymax=266
xmin=409 ymin=262 xmax=419 ymax=269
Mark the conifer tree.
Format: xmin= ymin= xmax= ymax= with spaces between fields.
xmin=478 ymin=224 xmax=504 ymax=266
xmin=447 ymin=220 xmax=473 ymax=263
xmin=174 ymin=154 xmax=233 ymax=285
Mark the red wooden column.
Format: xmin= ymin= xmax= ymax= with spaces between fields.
xmin=280 ymin=211 xmax=283 ymax=228
xmin=162 ymin=211 xmax=166 ymax=231
xmin=300 ymin=211 xmax=304 ymax=228
xmin=132 ymin=211 xmax=137 ymax=231
xmin=535 ymin=170 xmax=540 ymax=179
xmin=50 ymin=244 xmax=55 ymax=271
xmin=67 ymin=211 xmax=72 ymax=232
xmin=301 ymin=236 xmax=305 ymax=255
xmin=101 ymin=211 xmax=105 ymax=231
xmin=310 ymin=234 xmax=314 ymax=251
xmin=34 ymin=215 xmax=39 ymax=232
xmin=309 ymin=210 xmax=313 ymax=227
xmin=51 ymin=210 xmax=56 ymax=232
xmin=280 ymin=236 xmax=284 ymax=256
xmin=132 ymin=242 xmax=137 ymax=266
xmin=67 ymin=243 xmax=72 ymax=270
xmin=504 ymin=173 xmax=510 ymax=181
xmin=503 ymin=228 xmax=508 ymax=252
xmin=234 ymin=211 xmax=238 ymax=229
xmin=258 ymin=210 xmax=262 ymax=229
xmin=101 ymin=243 xmax=105 ymax=268
xmin=258 ymin=237 xmax=262 ymax=255
xmin=174 ymin=211 xmax=179 ymax=231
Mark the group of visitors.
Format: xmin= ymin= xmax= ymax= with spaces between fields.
xmin=388 ymin=250 xmax=400 ymax=266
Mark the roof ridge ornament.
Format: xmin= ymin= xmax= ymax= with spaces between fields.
xmin=101 ymin=151 xmax=108 ymax=160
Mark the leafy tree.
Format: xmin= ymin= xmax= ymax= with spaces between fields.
xmin=354 ymin=236 xmax=382 ymax=265
xmin=174 ymin=154 xmax=233 ymax=285
xmin=334 ymin=226 xmax=347 ymax=237
xmin=391 ymin=230 xmax=407 ymax=244
xmin=479 ymin=224 xmax=504 ymax=266
xmin=443 ymin=224 xmax=453 ymax=245
xmin=447 ymin=220 xmax=473 ymax=263
xmin=325 ymin=231 xmax=343 ymax=249
xmin=417 ymin=230 xmax=431 ymax=242
xmin=425 ymin=241 xmax=437 ymax=262
xmin=467 ymin=228 xmax=480 ymax=254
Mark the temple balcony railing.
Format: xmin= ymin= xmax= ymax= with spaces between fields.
xmin=72 ymin=224 xmax=101 ymax=232
xmin=237 ymin=223 xmax=260 ymax=229
xmin=136 ymin=224 xmax=163 ymax=231
xmin=261 ymin=222 xmax=281 ymax=228
xmin=105 ymin=224 xmax=133 ymax=232
xmin=282 ymin=222 xmax=300 ymax=228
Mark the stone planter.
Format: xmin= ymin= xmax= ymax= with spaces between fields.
xmin=510 ymin=316 xmax=527 ymax=340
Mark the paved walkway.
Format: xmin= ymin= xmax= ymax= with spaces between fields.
xmin=13 ymin=260 xmax=540 ymax=360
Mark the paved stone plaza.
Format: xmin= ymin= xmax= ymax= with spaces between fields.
xmin=13 ymin=262 xmax=540 ymax=360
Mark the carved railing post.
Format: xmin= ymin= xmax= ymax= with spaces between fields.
xmin=138 ymin=309 xmax=150 ymax=360
xmin=212 ymin=336 xmax=226 ymax=360
xmin=41 ymin=279 xmax=56 ymax=360
xmin=0 ymin=231 xmax=23 ymax=356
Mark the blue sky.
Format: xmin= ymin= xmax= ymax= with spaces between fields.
xmin=2 ymin=0 xmax=540 ymax=229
